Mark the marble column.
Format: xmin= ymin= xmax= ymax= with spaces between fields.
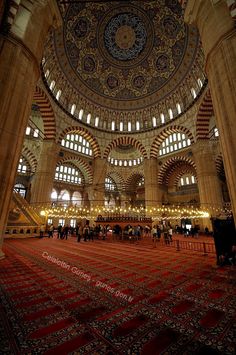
xmin=144 ymin=158 xmax=162 ymax=210
xmin=185 ymin=0 xmax=236 ymax=220
xmin=30 ymin=140 xmax=59 ymax=205
xmin=0 ymin=1 xmax=61 ymax=258
xmin=193 ymin=140 xmax=223 ymax=228
xmin=90 ymin=158 xmax=107 ymax=208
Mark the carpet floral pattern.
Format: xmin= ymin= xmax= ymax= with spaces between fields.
xmin=0 ymin=238 xmax=235 ymax=354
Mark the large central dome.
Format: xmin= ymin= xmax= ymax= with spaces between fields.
xmin=52 ymin=0 xmax=199 ymax=110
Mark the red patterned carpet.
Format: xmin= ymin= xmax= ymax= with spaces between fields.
xmin=0 ymin=237 xmax=235 ymax=354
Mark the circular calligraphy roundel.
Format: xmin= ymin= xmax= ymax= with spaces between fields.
xmin=104 ymin=13 xmax=147 ymax=61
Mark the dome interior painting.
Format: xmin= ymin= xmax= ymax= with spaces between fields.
xmin=42 ymin=0 xmax=206 ymax=132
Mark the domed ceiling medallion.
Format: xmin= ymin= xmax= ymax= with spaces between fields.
xmin=100 ymin=8 xmax=152 ymax=66
xmin=54 ymin=0 xmax=199 ymax=111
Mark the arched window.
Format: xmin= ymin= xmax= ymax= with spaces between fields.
xmin=56 ymin=90 xmax=61 ymax=101
xmin=128 ymin=121 xmax=131 ymax=132
xmin=87 ymin=113 xmax=91 ymax=124
xmin=17 ymin=157 xmax=28 ymax=174
xmin=160 ymin=113 xmax=165 ymax=124
xmin=168 ymin=108 xmax=173 ymax=120
xmin=14 ymin=183 xmax=26 ymax=198
xmin=71 ymin=104 xmax=76 ymax=115
xmin=45 ymin=69 xmax=50 ymax=79
xmin=179 ymin=174 xmax=196 ymax=187
xmin=72 ymin=191 xmax=82 ymax=206
xmin=119 ymin=121 xmax=123 ymax=131
xmin=33 ymin=129 xmax=39 ymax=138
xmin=198 ymin=78 xmax=203 ymax=88
xmin=26 ymin=127 xmax=31 ymax=135
xmin=191 ymin=88 xmax=197 ymax=99
xmin=214 ymin=127 xmax=219 ymax=137
xmin=58 ymin=190 xmax=70 ymax=207
xmin=159 ymin=132 xmax=191 ymax=157
xmin=79 ymin=109 xmax=83 ymax=120
xmin=61 ymin=133 xmax=92 ymax=156
xmin=59 ymin=190 xmax=70 ymax=200
xmin=95 ymin=116 xmax=99 ymax=127
xmin=136 ymin=121 xmax=140 ymax=131
xmin=51 ymin=189 xmax=58 ymax=200
xmin=176 ymin=103 xmax=181 ymax=114
xmin=108 ymin=157 xmax=142 ymax=167
xmin=152 ymin=116 xmax=157 ymax=127
xmin=55 ymin=164 xmax=82 ymax=184
xmin=111 ymin=121 xmax=115 ymax=131
xmin=105 ymin=177 xmax=116 ymax=191
xmin=50 ymin=80 xmax=55 ymax=90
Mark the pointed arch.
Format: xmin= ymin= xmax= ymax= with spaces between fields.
xmin=33 ymin=86 xmax=56 ymax=140
xmin=168 ymin=165 xmax=197 ymax=187
xmin=126 ymin=172 xmax=144 ymax=191
xmin=196 ymin=89 xmax=214 ymax=140
xmin=57 ymin=155 xmax=93 ymax=184
xmin=21 ymin=146 xmax=37 ymax=173
xmin=58 ymin=126 xmax=101 ymax=158
xmin=158 ymin=156 xmax=197 ymax=186
xmin=103 ymin=136 xmax=148 ymax=159
xmin=150 ymin=125 xmax=194 ymax=158
xmin=107 ymin=171 xmax=125 ymax=191
xmin=215 ymin=154 xmax=226 ymax=181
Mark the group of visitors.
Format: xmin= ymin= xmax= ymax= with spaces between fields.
xmin=151 ymin=223 xmax=173 ymax=247
xmin=41 ymin=221 xmax=207 ymax=246
xmin=44 ymin=223 xmax=110 ymax=242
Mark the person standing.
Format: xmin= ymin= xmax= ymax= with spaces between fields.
xmin=39 ymin=224 xmax=45 ymax=238
xmin=75 ymin=224 xmax=81 ymax=242
xmin=83 ymin=225 xmax=89 ymax=242
xmin=168 ymin=225 xmax=173 ymax=242
xmin=57 ymin=224 xmax=62 ymax=239
xmin=163 ymin=224 xmax=169 ymax=245
xmin=48 ymin=224 xmax=54 ymax=238
xmin=152 ymin=225 xmax=157 ymax=247
xmin=157 ymin=225 xmax=161 ymax=241
xmin=64 ymin=225 xmax=69 ymax=240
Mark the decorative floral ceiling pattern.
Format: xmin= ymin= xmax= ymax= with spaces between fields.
xmin=53 ymin=0 xmax=199 ymax=110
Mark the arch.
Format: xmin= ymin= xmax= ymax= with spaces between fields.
xmin=158 ymin=156 xmax=197 ymax=186
xmin=58 ymin=126 xmax=101 ymax=158
xmin=57 ymin=155 xmax=93 ymax=184
xmin=215 ymin=154 xmax=226 ymax=181
xmin=103 ymin=136 xmax=148 ymax=159
xmin=51 ymin=189 xmax=58 ymax=200
xmin=71 ymin=191 xmax=83 ymax=206
xmin=21 ymin=146 xmax=37 ymax=173
xmin=106 ymin=171 xmax=125 ymax=191
xmin=126 ymin=172 xmax=144 ymax=192
xmin=58 ymin=189 xmax=70 ymax=201
xmin=196 ymin=89 xmax=214 ymax=140
xmin=33 ymin=86 xmax=56 ymax=140
xmin=150 ymin=125 xmax=194 ymax=158
xmin=168 ymin=165 xmax=197 ymax=187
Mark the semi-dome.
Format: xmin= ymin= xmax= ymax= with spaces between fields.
xmin=42 ymin=0 xmax=206 ymax=132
